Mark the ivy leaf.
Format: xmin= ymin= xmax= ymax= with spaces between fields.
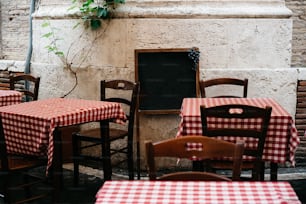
xmin=90 ymin=19 xmax=101 ymax=30
xmin=114 ymin=0 xmax=125 ymax=3
xmin=41 ymin=22 xmax=50 ymax=27
xmin=55 ymin=51 xmax=65 ymax=57
xmin=45 ymin=45 xmax=56 ymax=52
xmin=97 ymin=7 xmax=109 ymax=19
xmin=42 ymin=32 xmax=53 ymax=38
xmin=82 ymin=0 xmax=94 ymax=7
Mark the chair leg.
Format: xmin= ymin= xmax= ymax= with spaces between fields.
xmin=73 ymin=161 xmax=80 ymax=187
xmin=127 ymin=142 xmax=134 ymax=180
xmin=136 ymin=141 xmax=140 ymax=180
xmin=192 ymin=161 xmax=204 ymax=171
xmin=252 ymin=161 xmax=264 ymax=181
xmin=72 ymin=134 xmax=80 ymax=186
xmin=270 ymin=162 xmax=278 ymax=181
xmin=1 ymin=174 xmax=10 ymax=203
xmin=136 ymin=112 xmax=141 ymax=180
xmin=260 ymin=162 xmax=265 ymax=181
xmin=24 ymin=173 xmax=32 ymax=198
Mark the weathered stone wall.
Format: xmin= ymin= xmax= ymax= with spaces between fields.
xmin=0 ymin=1 xmax=305 ymax=66
xmin=0 ymin=0 xmax=305 ymax=169
xmin=286 ymin=0 xmax=306 ymax=67
xmin=0 ymin=0 xmax=30 ymax=61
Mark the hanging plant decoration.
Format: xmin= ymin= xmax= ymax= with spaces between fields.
xmin=188 ymin=47 xmax=200 ymax=71
xmin=71 ymin=0 xmax=125 ymax=30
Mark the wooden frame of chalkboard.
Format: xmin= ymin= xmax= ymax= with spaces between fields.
xmin=135 ymin=48 xmax=200 ymax=115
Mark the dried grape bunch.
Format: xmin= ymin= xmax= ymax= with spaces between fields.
xmin=188 ymin=47 xmax=200 ymax=71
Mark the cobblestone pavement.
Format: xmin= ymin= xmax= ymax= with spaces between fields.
xmin=64 ymin=164 xmax=306 ymax=181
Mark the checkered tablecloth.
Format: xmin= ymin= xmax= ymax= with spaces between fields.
xmin=95 ymin=181 xmax=301 ymax=204
xmin=0 ymin=90 xmax=22 ymax=106
xmin=176 ymin=98 xmax=300 ymax=166
xmin=0 ymin=97 xmax=127 ymax=172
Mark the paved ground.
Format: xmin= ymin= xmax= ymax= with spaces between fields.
xmin=64 ymin=163 xmax=306 ymax=181
xmin=2 ymin=165 xmax=304 ymax=203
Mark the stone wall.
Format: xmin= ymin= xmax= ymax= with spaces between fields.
xmin=0 ymin=1 xmax=305 ymax=66
xmin=285 ymin=0 xmax=306 ymax=67
xmin=0 ymin=0 xmax=30 ymax=61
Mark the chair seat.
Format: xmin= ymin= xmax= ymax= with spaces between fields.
xmin=158 ymin=171 xmax=232 ymax=181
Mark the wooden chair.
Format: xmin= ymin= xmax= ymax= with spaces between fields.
xmin=200 ymin=104 xmax=272 ymax=181
xmin=0 ymin=71 xmax=13 ymax=90
xmin=9 ymin=73 xmax=40 ymax=102
xmin=145 ymin=135 xmax=244 ymax=181
xmin=0 ymin=116 xmax=51 ymax=203
xmin=72 ymin=80 xmax=140 ymax=184
xmin=199 ymin=78 xmax=248 ymax=98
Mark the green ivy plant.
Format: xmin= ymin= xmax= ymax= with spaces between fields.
xmin=41 ymin=0 xmax=125 ymax=97
xmin=41 ymin=21 xmax=65 ymax=61
xmin=71 ymin=0 xmax=125 ymax=30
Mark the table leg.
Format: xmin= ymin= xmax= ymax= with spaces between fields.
xmin=270 ymin=162 xmax=278 ymax=181
xmin=101 ymin=120 xmax=112 ymax=180
xmin=52 ymin=127 xmax=63 ymax=202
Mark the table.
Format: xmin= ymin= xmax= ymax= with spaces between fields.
xmin=0 ymin=97 xmax=127 ymax=201
xmin=95 ymin=180 xmax=301 ymax=204
xmin=176 ymin=98 xmax=300 ymax=180
xmin=0 ymin=90 xmax=22 ymax=106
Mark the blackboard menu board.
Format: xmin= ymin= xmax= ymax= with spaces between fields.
xmin=135 ymin=48 xmax=199 ymax=114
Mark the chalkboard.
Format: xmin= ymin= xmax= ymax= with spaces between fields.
xmin=135 ymin=48 xmax=200 ymax=114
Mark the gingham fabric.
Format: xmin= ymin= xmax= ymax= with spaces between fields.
xmin=95 ymin=181 xmax=301 ymax=204
xmin=185 ymin=142 xmax=203 ymax=151
xmin=0 ymin=98 xmax=127 ymax=172
xmin=176 ymin=98 xmax=300 ymax=166
xmin=0 ymin=90 xmax=22 ymax=106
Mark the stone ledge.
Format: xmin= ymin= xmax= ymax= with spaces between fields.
xmin=34 ymin=0 xmax=292 ymax=19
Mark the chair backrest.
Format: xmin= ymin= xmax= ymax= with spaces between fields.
xmin=199 ymin=78 xmax=248 ymax=98
xmin=100 ymin=79 xmax=140 ymax=136
xmin=145 ymin=135 xmax=244 ymax=181
xmin=200 ymin=104 xmax=272 ymax=174
xmin=9 ymin=74 xmax=40 ymax=101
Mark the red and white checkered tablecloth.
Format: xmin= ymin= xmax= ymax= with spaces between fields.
xmin=0 ymin=90 xmax=22 ymax=106
xmin=95 ymin=181 xmax=301 ymax=204
xmin=176 ymin=98 xmax=300 ymax=166
xmin=0 ymin=97 xmax=127 ymax=172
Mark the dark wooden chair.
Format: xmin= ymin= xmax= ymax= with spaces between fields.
xmin=0 ymin=116 xmax=52 ymax=203
xmin=200 ymin=104 xmax=272 ymax=181
xmin=145 ymin=135 xmax=244 ymax=181
xmin=199 ymin=78 xmax=248 ymax=98
xmin=72 ymin=79 xmax=140 ymax=184
xmin=9 ymin=73 xmax=40 ymax=101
